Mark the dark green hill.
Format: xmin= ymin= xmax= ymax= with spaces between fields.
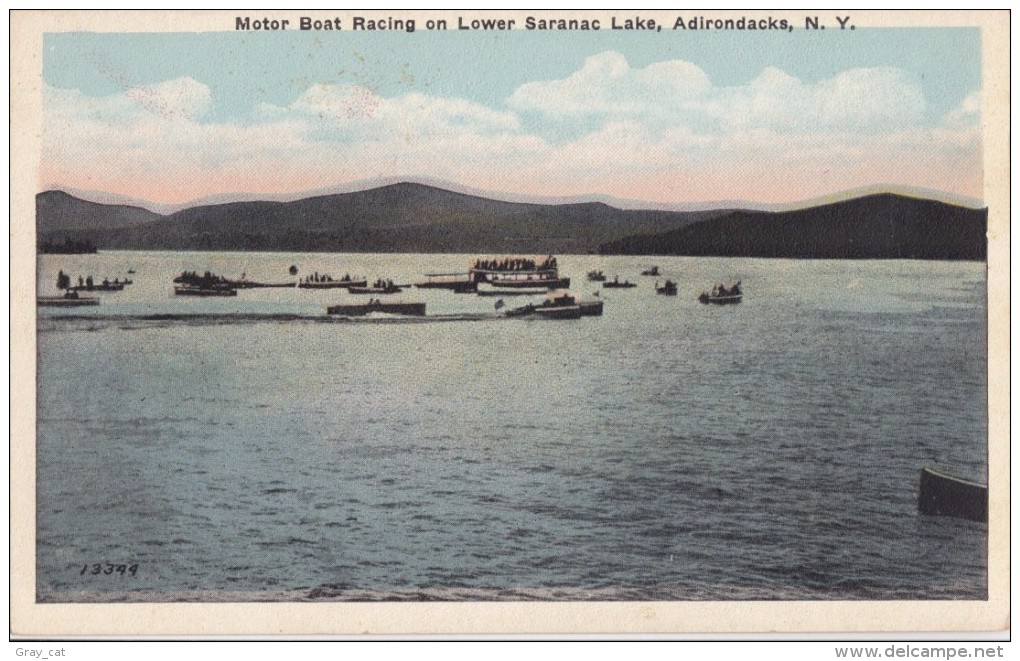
xmin=598 ymin=194 xmax=986 ymax=260
xmin=36 ymin=190 xmax=163 ymax=233
xmin=37 ymin=183 xmax=715 ymax=254
xmin=36 ymin=184 xmax=986 ymax=259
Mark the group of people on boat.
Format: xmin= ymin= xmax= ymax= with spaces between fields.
xmin=472 ymin=256 xmax=557 ymax=272
xmin=175 ymin=270 xmax=230 ymax=286
xmin=711 ymin=281 xmax=742 ymax=297
xmin=57 ymin=270 xmax=131 ymax=290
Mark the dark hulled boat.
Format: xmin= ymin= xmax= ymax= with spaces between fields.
xmin=656 ymin=280 xmax=678 ymax=296
xmin=505 ymin=291 xmax=591 ymax=320
xmin=349 ymin=279 xmax=403 ymax=295
xmin=603 ymin=276 xmax=636 ymax=289
xmin=174 ymin=285 xmax=237 ymax=297
xmin=918 ymin=466 xmax=987 ymax=523
xmin=414 ymin=272 xmax=477 ymax=292
xmin=699 ymin=281 xmax=742 ymax=305
xmin=699 ymin=292 xmax=742 ymax=305
xmin=578 ymin=298 xmax=604 ymax=316
xmin=326 ymin=300 xmax=426 ymax=317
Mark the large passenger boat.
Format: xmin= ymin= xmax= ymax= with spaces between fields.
xmin=469 ymin=255 xmax=570 ymax=290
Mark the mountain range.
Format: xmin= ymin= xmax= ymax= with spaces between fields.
xmin=36 ymin=183 xmax=987 ymax=260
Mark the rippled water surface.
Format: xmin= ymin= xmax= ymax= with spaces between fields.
xmin=36 ymin=252 xmax=987 ymax=601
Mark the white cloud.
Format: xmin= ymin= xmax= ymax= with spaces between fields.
xmin=510 ymin=53 xmax=927 ymax=136
xmin=260 ymin=85 xmax=520 ymax=142
xmin=509 ymin=51 xmax=712 ymax=120
xmin=41 ymin=55 xmax=982 ymax=206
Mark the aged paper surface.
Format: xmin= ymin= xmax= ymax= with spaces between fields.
xmin=11 ymin=9 xmax=1009 ymax=637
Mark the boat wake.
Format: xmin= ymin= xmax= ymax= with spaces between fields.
xmin=37 ymin=311 xmax=508 ymax=332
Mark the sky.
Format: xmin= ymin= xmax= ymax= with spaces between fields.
xmin=40 ymin=24 xmax=983 ymax=210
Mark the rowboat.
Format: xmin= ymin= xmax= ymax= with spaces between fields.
xmin=918 ymin=466 xmax=987 ymax=523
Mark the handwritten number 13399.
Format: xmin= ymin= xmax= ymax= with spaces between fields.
xmin=80 ymin=563 xmax=139 ymax=576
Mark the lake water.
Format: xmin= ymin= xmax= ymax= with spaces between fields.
xmin=35 ymin=251 xmax=988 ymax=601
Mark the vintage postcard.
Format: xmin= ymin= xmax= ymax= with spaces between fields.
xmin=10 ymin=10 xmax=1009 ymax=637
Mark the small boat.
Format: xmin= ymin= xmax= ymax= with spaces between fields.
xmin=348 ymin=279 xmax=403 ymax=295
xmin=918 ymin=466 xmax=987 ymax=523
xmin=414 ymin=272 xmax=477 ymax=292
xmin=174 ymin=285 xmax=237 ymax=297
xmin=37 ymin=292 xmax=99 ymax=307
xmin=326 ymin=299 xmax=426 ymax=317
xmin=506 ymin=291 xmax=584 ymax=320
xmin=603 ymin=276 xmax=636 ymax=289
xmin=641 ymin=266 xmax=660 ymax=276
xmin=587 ymin=270 xmax=607 ymax=282
xmin=656 ymin=280 xmax=678 ymax=296
xmin=699 ymin=281 xmax=742 ymax=305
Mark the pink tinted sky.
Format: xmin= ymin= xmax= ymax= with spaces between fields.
xmin=41 ymin=29 xmax=984 ymax=210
